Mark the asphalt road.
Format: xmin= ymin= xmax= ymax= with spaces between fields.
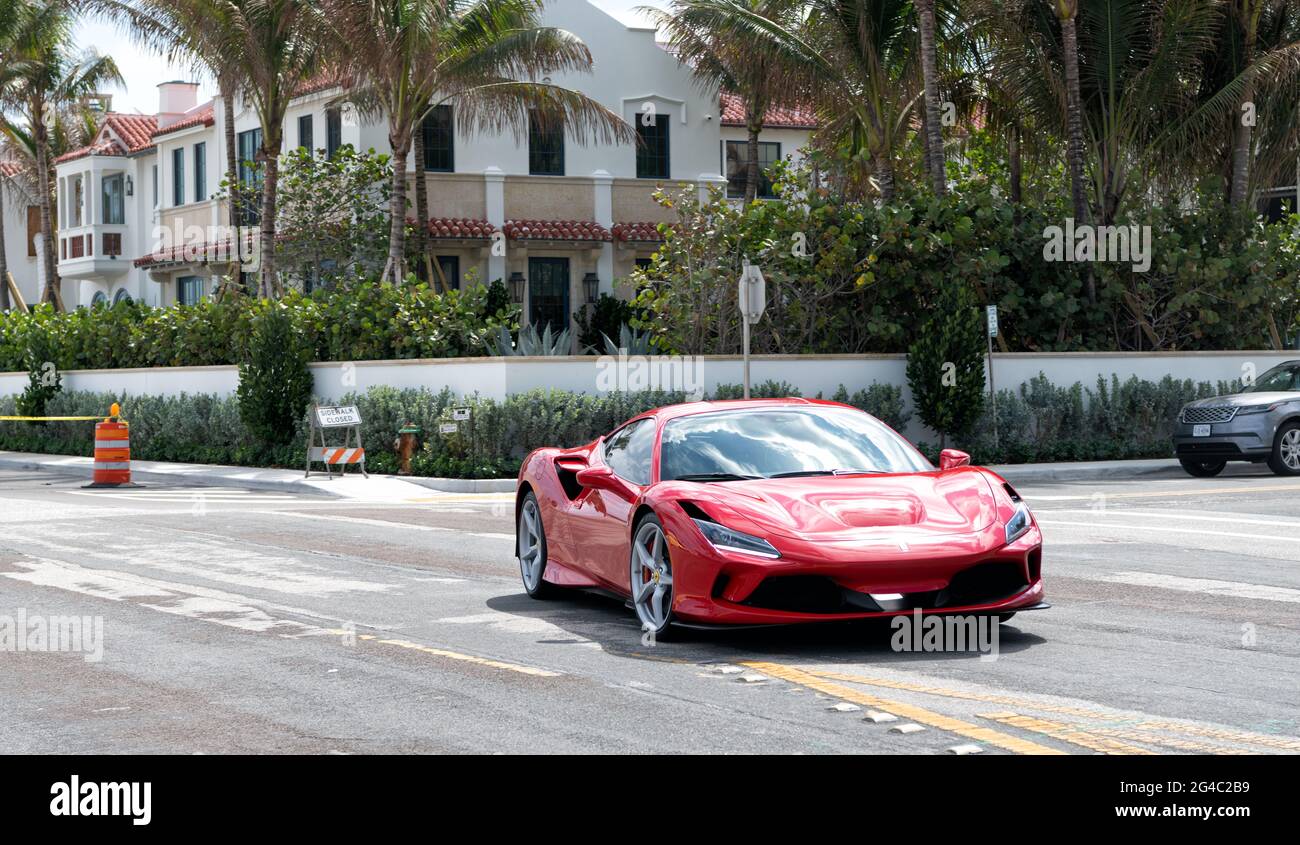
xmin=1 ymin=465 xmax=1298 ymax=755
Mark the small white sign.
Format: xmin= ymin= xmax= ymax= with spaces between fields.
xmin=452 ymin=407 xmax=471 ymax=421
xmin=986 ymin=305 xmax=999 ymax=338
xmin=1193 ymin=424 xmax=1211 ymax=437
xmin=439 ymin=422 xmax=459 ymax=435
xmin=739 ymin=262 xmax=766 ymax=321
xmin=316 ymin=405 xmax=362 ymax=427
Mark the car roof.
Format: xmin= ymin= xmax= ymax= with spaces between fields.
xmin=640 ymin=397 xmax=850 ymax=423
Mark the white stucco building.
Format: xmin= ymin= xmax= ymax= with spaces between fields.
xmin=29 ymin=0 xmax=814 ymax=332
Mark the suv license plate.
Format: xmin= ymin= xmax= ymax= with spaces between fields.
xmin=1193 ymin=424 xmax=1212 ymax=437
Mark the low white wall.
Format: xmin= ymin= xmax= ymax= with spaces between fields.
xmin=3 ymin=350 xmax=1294 ymax=441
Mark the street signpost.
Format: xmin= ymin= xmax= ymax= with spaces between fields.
xmin=986 ymin=305 xmax=999 ymax=448
xmin=739 ymin=261 xmax=766 ymax=399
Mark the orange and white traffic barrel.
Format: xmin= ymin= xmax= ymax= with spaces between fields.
xmin=89 ymin=403 xmax=133 ymax=487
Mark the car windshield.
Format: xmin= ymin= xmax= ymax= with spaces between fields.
xmin=1244 ymin=365 xmax=1298 ymax=393
xmin=659 ymin=407 xmax=932 ymax=481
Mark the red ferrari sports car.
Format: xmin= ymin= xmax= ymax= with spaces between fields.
xmin=514 ymin=398 xmax=1045 ymax=636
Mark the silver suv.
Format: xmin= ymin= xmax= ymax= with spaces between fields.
xmin=1173 ymin=361 xmax=1300 ymax=477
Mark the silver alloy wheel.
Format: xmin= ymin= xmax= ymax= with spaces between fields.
xmin=630 ymin=521 xmax=673 ymax=633
xmin=1283 ymin=428 xmax=1300 ymax=471
xmin=518 ymin=498 xmax=544 ymax=592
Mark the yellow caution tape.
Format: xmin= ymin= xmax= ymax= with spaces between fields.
xmin=0 ymin=415 xmax=116 ymax=422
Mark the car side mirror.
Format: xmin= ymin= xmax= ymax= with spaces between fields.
xmin=575 ymin=465 xmax=620 ymax=492
xmin=939 ymin=449 xmax=971 ymax=470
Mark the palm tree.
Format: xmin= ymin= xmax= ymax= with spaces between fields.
xmin=97 ymin=1 xmax=250 ymax=266
xmin=2 ymin=3 xmax=121 ymax=307
xmin=678 ymin=0 xmax=932 ymax=201
xmin=323 ymin=0 xmax=631 ymax=284
xmin=1052 ymin=0 xmax=1090 ymax=237
xmin=647 ymin=0 xmax=801 ymax=204
xmin=915 ymin=0 xmax=946 ymax=196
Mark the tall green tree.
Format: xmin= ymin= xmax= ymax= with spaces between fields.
xmin=1 ymin=1 xmax=120 ymax=308
xmin=648 ymin=0 xmax=802 ymax=203
xmin=322 ymin=0 xmax=631 ymax=284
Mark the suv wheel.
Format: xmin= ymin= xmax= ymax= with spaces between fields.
xmin=1268 ymin=422 xmax=1300 ymax=476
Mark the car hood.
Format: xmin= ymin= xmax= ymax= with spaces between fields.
xmin=697 ymin=468 xmax=1000 ymax=542
xmin=1186 ymin=392 xmax=1299 ymax=408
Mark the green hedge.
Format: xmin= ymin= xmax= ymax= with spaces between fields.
xmin=0 ymin=280 xmax=515 ymax=373
xmin=927 ymin=374 xmax=1239 ymax=465
xmin=0 ymin=381 xmax=909 ymax=479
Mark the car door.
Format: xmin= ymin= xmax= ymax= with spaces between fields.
xmin=572 ymin=418 xmax=657 ymax=590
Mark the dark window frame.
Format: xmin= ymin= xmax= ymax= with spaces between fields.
xmin=723 ymin=139 xmax=781 ymax=199
xmin=326 ymin=108 xmax=343 ymax=158
xmin=422 ymin=106 xmax=454 ymax=172
xmin=298 ymin=114 xmax=314 ymax=151
xmin=172 ymin=147 xmax=185 ymax=206
xmin=102 ymin=173 xmax=125 ymax=225
xmin=194 ymin=141 xmax=207 ymax=201
xmin=635 ymin=113 xmax=670 ymax=179
xmin=528 ymin=112 xmax=565 ymax=176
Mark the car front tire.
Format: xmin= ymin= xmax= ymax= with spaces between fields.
xmin=1179 ymin=458 xmax=1226 ymax=478
xmin=1268 ymin=422 xmax=1300 ymax=477
xmin=629 ymin=513 xmax=682 ymax=641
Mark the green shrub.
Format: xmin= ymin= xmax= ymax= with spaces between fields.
xmin=237 ymin=303 xmax=314 ymax=447
xmin=906 ymin=282 xmax=986 ymax=446
xmin=830 ymin=383 xmax=911 ymax=432
xmin=0 ymin=281 xmax=518 ymax=373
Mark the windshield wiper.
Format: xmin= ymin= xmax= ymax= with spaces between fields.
xmin=672 ymin=473 xmax=761 ymax=482
xmin=768 ymin=468 xmax=886 ymax=478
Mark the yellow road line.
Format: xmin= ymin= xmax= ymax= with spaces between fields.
xmin=804 ymin=667 xmax=1300 ymax=752
xmin=741 ymin=661 xmax=1065 ymax=755
xmin=979 ymin=712 xmax=1155 ymax=754
xmin=328 ymin=630 xmax=560 ymax=677
xmin=1092 ymin=727 xmax=1257 ymax=755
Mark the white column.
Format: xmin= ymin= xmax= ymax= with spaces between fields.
xmin=484 ymin=166 xmax=506 ymax=284
xmin=697 ymin=172 xmax=727 ymax=205
xmin=592 ymin=169 xmax=614 ymax=297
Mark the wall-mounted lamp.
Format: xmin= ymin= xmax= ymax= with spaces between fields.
xmin=124 ymin=175 xmax=133 ymax=196
xmin=508 ymin=271 xmax=525 ymax=304
xmin=583 ymin=272 xmax=599 ymax=305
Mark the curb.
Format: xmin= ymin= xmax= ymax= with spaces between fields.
xmin=990 ymin=459 xmax=1181 ymax=483
xmin=399 ymin=476 xmax=517 ymax=494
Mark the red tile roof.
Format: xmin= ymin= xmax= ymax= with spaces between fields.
xmin=503 ymin=219 xmax=611 ymax=242
xmin=153 ymin=102 xmax=215 ymax=138
xmin=55 ymin=113 xmax=159 ymax=163
xmin=719 ymin=93 xmax=816 ymax=130
xmin=0 ymin=161 xmax=22 ymax=178
xmin=134 ymin=236 xmax=255 ymax=268
xmin=423 ymin=217 xmax=497 ymax=239
xmin=612 ymin=221 xmax=667 ymax=242
xmin=296 ymin=72 xmax=350 ymax=98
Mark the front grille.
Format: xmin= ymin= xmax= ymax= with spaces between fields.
xmin=1181 ymin=405 xmax=1238 ymax=424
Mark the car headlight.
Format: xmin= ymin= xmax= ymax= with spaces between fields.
xmin=691 ymin=518 xmax=781 ymax=559
xmin=1005 ymin=503 xmax=1033 ymax=545
xmin=1236 ymin=402 xmax=1283 ymax=415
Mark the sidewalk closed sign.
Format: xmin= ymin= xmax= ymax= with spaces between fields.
xmin=316 ymin=406 xmax=362 ymax=427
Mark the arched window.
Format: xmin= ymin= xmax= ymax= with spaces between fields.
xmin=91 ymin=291 xmax=108 ymax=308
xmin=113 ymin=289 xmax=133 ymax=305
